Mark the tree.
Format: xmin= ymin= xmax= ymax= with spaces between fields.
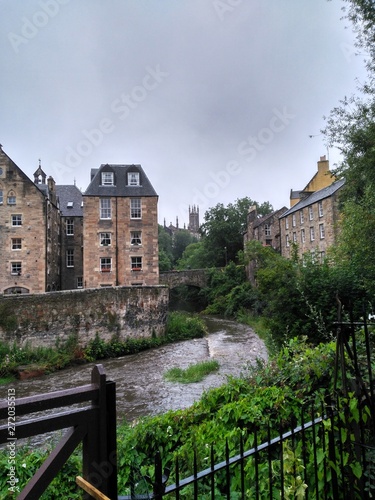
xmin=323 ymin=0 xmax=375 ymax=300
xmin=200 ymin=197 xmax=273 ymax=267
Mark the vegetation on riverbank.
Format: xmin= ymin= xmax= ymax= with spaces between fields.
xmin=0 ymin=312 xmax=207 ymax=383
xmin=0 ymin=335 xmax=364 ymax=498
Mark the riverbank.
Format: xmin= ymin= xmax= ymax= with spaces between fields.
xmin=0 ymin=312 xmax=207 ymax=384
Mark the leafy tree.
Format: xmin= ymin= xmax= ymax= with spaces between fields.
xmin=172 ymin=230 xmax=197 ymax=264
xmin=200 ymin=197 xmax=273 ymax=268
xmin=323 ymin=0 xmax=375 ymax=301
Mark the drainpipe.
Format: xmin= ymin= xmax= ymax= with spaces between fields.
xmin=116 ymin=197 xmax=119 ymax=286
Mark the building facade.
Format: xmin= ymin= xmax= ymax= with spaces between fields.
xmin=244 ymin=205 xmax=288 ymax=253
xmin=280 ymin=179 xmax=345 ymax=261
xmin=0 ymin=148 xmax=60 ymax=294
xmin=83 ymin=164 xmax=159 ymax=288
xmin=56 ymin=185 xmax=83 ymax=290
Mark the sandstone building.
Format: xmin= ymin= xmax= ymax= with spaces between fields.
xmin=0 ymin=148 xmax=159 ymax=293
xmin=0 ymin=148 xmax=60 ymax=294
xmin=83 ymin=164 xmax=159 ymax=288
xmin=244 ymin=205 xmax=288 ymax=253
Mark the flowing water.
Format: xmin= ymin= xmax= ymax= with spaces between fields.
xmin=4 ymin=317 xmax=268 ymax=447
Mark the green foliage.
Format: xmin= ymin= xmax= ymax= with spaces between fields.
xmin=0 ymin=302 xmax=17 ymax=333
xmin=164 ymin=311 xmax=207 ymax=341
xmin=164 ymin=360 xmax=219 ymax=383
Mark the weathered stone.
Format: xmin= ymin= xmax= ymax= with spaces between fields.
xmin=0 ymin=286 xmax=169 ymax=349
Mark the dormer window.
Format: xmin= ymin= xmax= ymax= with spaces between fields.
xmin=101 ymin=172 xmax=114 ymax=186
xmin=67 ymin=201 xmax=73 ymax=208
xmin=128 ymin=172 xmax=140 ymax=186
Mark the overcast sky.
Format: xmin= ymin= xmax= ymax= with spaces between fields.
xmin=0 ymin=0 xmax=366 ymax=226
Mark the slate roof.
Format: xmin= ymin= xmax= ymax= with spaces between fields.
xmin=280 ymin=179 xmax=345 ymax=218
xmin=253 ymin=207 xmax=288 ymax=229
xmin=84 ymin=164 xmax=158 ymax=197
xmin=56 ymin=185 xmax=83 ymax=217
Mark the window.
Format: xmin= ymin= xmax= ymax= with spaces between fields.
xmin=320 ymin=251 xmax=326 ymax=263
xmin=100 ymin=257 xmax=112 ymax=272
xmin=264 ymin=224 xmax=271 ymax=236
xmin=318 ymin=201 xmax=324 ymax=217
xmin=100 ymin=232 xmax=111 ymax=246
xmin=12 ymin=238 xmax=21 ymax=250
xmin=130 ymin=198 xmax=141 ymax=219
xmin=7 ymin=195 xmax=16 ymax=205
xmin=310 ymin=227 xmax=315 ymax=241
xmin=67 ymin=201 xmax=73 ymax=209
xmin=11 ymin=262 xmax=22 ymax=275
xmin=301 ymin=229 xmax=305 ymax=243
xmin=292 ymin=214 xmax=296 ymax=227
xmin=0 ymin=190 xmax=3 ymax=204
xmin=308 ymin=206 xmax=313 ymax=221
xmin=130 ymin=231 xmax=142 ymax=245
xmin=128 ymin=172 xmax=140 ymax=186
xmin=286 ymin=234 xmax=290 ymax=247
xmin=100 ymin=198 xmax=111 ymax=219
xmin=131 ymin=256 xmax=142 ymax=271
xmin=66 ymin=219 xmax=74 ymax=235
xmin=285 ymin=218 xmax=289 ymax=229
xmin=101 ymin=172 xmax=114 ymax=186
xmin=300 ymin=211 xmax=304 ymax=224
xmin=319 ymin=223 xmax=325 ymax=239
xmin=66 ymin=249 xmax=74 ymax=267
xmin=11 ymin=214 xmax=22 ymax=226
xmin=293 ymin=232 xmax=297 ymax=243
xmin=77 ymin=277 xmax=83 ymax=288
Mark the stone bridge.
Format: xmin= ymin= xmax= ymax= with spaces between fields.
xmin=159 ymin=269 xmax=211 ymax=289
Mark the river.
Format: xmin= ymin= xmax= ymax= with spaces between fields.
xmin=4 ymin=317 xmax=267 ymax=447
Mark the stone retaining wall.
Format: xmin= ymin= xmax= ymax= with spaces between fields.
xmin=0 ymin=286 xmax=169 ymax=348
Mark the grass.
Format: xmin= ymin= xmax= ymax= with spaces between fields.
xmin=164 ymin=359 xmax=220 ymax=383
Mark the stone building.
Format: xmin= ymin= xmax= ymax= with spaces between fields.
xmin=279 ymin=179 xmax=345 ymax=261
xmin=244 ymin=205 xmax=288 ymax=252
xmin=0 ymin=148 xmax=60 ymax=294
xmin=83 ymin=163 xmax=159 ymax=288
xmin=56 ymin=184 xmax=83 ymax=290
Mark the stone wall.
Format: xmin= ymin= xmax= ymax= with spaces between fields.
xmin=0 ymin=286 xmax=169 ymax=349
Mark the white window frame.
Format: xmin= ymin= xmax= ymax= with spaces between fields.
xmin=101 ymin=172 xmax=114 ymax=186
xmin=130 ymin=198 xmax=141 ymax=219
xmin=130 ymin=231 xmax=142 ymax=245
xmin=128 ymin=172 xmax=140 ymax=186
xmin=7 ymin=195 xmax=16 ymax=205
xmin=285 ymin=217 xmax=289 ymax=230
xmin=310 ymin=226 xmax=315 ymax=241
xmin=309 ymin=206 xmax=313 ymax=221
xmin=100 ymin=257 xmax=112 ymax=272
xmin=131 ymin=256 xmax=142 ymax=271
xmin=66 ymin=249 xmax=74 ymax=268
xmin=11 ymin=214 xmax=22 ymax=226
xmin=292 ymin=214 xmax=296 ymax=227
xmin=300 ymin=211 xmax=304 ymax=224
xmin=66 ymin=218 xmax=74 ymax=236
xmin=0 ymin=190 xmax=3 ymax=204
xmin=301 ymin=229 xmax=305 ymax=243
xmin=319 ymin=223 xmax=325 ymax=239
xmin=11 ymin=238 xmax=22 ymax=250
xmin=11 ymin=262 xmax=22 ymax=275
xmin=293 ymin=232 xmax=297 ymax=243
xmin=100 ymin=232 xmax=112 ymax=246
xmin=77 ymin=277 xmax=83 ymax=288
xmin=286 ymin=234 xmax=290 ymax=247
xmin=318 ymin=201 xmax=324 ymax=217
xmin=100 ymin=198 xmax=111 ymax=219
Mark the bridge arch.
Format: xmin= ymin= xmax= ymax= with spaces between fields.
xmin=159 ymin=269 xmax=209 ymax=289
